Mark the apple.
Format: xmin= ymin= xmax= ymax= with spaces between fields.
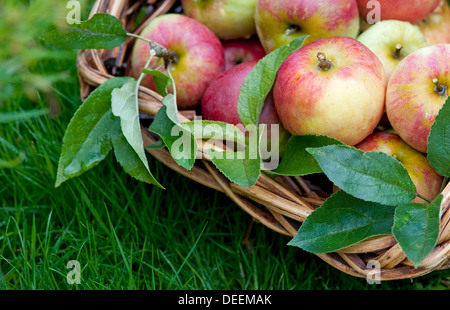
xmin=201 ymin=61 xmax=256 ymax=126
xmin=356 ymin=0 xmax=441 ymax=24
xmin=222 ymin=38 xmax=266 ymax=71
xmin=201 ymin=61 xmax=289 ymax=152
xmin=417 ymin=0 xmax=450 ymax=45
xmin=386 ymin=44 xmax=450 ymax=153
xmin=131 ymin=14 xmax=225 ymax=110
xmin=181 ymin=0 xmax=257 ymax=40
xmin=357 ymin=20 xmax=428 ymax=82
xmin=273 ymin=37 xmax=386 ymax=146
xmin=356 ymin=132 xmax=443 ymax=204
xmin=254 ymin=0 xmax=360 ymax=53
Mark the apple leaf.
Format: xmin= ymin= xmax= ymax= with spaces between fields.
xmin=237 ymin=35 xmax=308 ymax=126
xmin=111 ymin=79 xmax=164 ymax=188
xmin=55 ymin=77 xmax=131 ymax=187
xmin=37 ymin=13 xmax=128 ymax=50
xmin=307 ymin=145 xmax=417 ymax=206
xmin=111 ymin=118 xmax=163 ymax=187
xmin=288 ymin=191 xmax=396 ymax=254
xmin=392 ymin=194 xmax=444 ymax=268
xmin=206 ymin=126 xmax=263 ymax=188
xmin=270 ymin=135 xmax=344 ymax=176
xmin=160 ymin=93 xmax=183 ymax=126
xmin=207 ymin=149 xmax=261 ymax=189
xmin=141 ymin=68 xmax=172 ymax=97
xmin=427 ymin=97 xmax=450 ymax=177
xmin=146 ymin=139 xmax=165 ymax=149
xmin=148 ymin=106 xmax=197 ymax=171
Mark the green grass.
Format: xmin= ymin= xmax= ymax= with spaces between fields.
xmin=1 ymin=1 xmax=450 ymax=291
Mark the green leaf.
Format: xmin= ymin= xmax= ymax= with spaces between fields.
xmin=38 ymin=13 xmax=128 ymax=50
xmin=288 ymin=191 xmax=396 ymax=254
xmin=207 ymin=150 xmax=261 ymax=188
xmin=146 ymin=139 xmax=165 ymax=149
xmin=111 ymin=119 xmax=163 ymax=187
xmin=393 ymin=194 xmax=444 ymax=268
xmin=428 ymin=97 xmax=450 ymax=177
xmin=160 ymin=93 xmax=182 ymax=126
xmin=111 ymin=79 xmax=163 ymax=188
xmin=237 ymin=35 xmax=308 ymax=126
xmin=55 ymin=77 xmax=132 ymax=187
xmin=148 ymin=106 xmax=197 ymax=170
xmin=271 ymin=135 xmax=344 ymax=176
xmin=307 ymin=145 xmax=417 ymax=206
xmin=141 ymin=68 xmax=172 ymax=97
xmin=206 ymin=126 xmax=262 ymax=188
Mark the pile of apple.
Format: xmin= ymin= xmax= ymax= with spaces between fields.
xmin=131 ymin=0 xmax=450 ymax=203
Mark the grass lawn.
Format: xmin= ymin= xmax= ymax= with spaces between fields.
xmin=1 ymin=0 xmax=450 ymax=291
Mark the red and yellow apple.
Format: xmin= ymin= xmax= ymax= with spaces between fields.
xmin=386 ymin=44 xmax=450 ymax=153
xmin=357 ymin=0 xmax=441 ymax=24
xmin=357 ymin=20 xmax=428 ymax=82
xmin=222 ymin=38 xmax=266 ymax=71
xmin=254 ymin=0 xmax=360 ymax=53
xmin=417 ymin=0 xmax=450 ymax=45
xmin=356 ymin=132 xmax=443 ymax=203
xmin=131 ymin=14 xmax=225 ymax=110
xmin=273 ymin=37 xmax=386 ymax=146
xmin=181 ymin=0 xmax=257 ymax=40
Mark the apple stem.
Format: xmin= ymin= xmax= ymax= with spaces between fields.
xmin=393 ymin=43 xmax=403 ymax=59
xmin=317 ymin=52 xmax=332 ymax=71
xmin=433 ymin=78 xmax=447 ymax=95
xmin=127 ymin=32 xmax=178 ymax=68
xmin=166 ymin=63 xmax=177 ymax=101
xmin=135 ymin=54 xmax=155 ymax=101
xmin=284 ymin=25 xmax=300 ymax=36
xmin=149 ymin=41 xmax=178 ymax=69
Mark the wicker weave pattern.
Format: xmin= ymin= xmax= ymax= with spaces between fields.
xmin=77 ymin=0 xmax=450 ymax=280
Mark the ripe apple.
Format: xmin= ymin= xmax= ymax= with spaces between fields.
xmin=417 ymin=0 xmax=450 ymax=45
xmin=254 ymin=0 xmax=360 ymax=53
xmin=201 ymin=61 xmax=289 ymax=152
xmin=273 ymin=37 xmax=386 ymax=146
xmin=357 ymin=20 xmax=428 ymax=82
xmin=131 ymin=14 xmax=225 ymax=110
xmin=181 ymin=0 xmax=257 ymax=40
xmin=222 ymin=38 xmax=266 ymax=71
xmin=356 ymin=0 xmax=441 ymax=24
xmin=386 ymin=44 xmax=450 ymax=153
xmin=356 ymin=132 xmax=443 ymax=204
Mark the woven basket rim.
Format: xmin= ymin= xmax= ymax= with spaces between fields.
xmin=76 ymin=0 xmax=450 ymax=281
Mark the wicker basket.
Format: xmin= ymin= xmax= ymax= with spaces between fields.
xmin=77 ymin=0 xmax=450 ymax=281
